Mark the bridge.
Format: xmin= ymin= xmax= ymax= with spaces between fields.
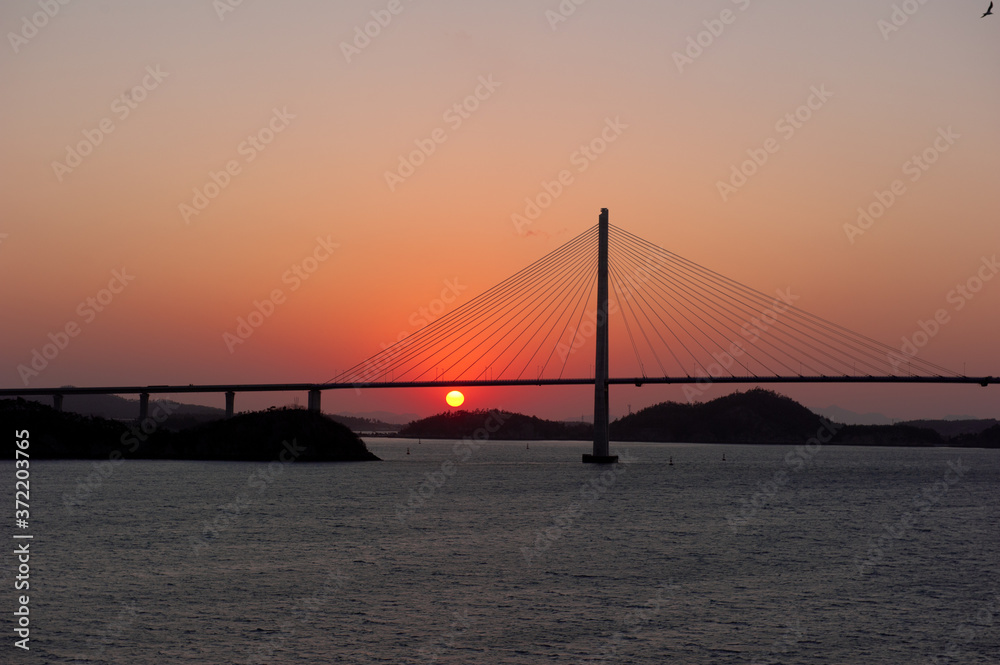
xmin=2 ymin=209 xmax=994 ymax=462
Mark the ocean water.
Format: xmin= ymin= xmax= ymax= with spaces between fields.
xmin=4 ymin=440 xmax=999 ymax=664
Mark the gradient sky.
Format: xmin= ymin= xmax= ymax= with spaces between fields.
xmin=2 ymin=0 xmax=998 ymax=421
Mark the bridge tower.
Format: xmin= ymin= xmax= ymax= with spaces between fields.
xmin=583 ymin=208 xmax=617 ymax=463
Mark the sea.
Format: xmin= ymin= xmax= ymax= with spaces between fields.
xmin=4 ymin=439 xmax=999 ymax=664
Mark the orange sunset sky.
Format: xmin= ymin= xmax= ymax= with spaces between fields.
xmin=1 ymin=0 xmax=998 ymax=421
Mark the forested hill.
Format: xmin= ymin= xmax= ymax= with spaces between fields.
xmin=399 ymin=409 xmax=592 ymax=440
xmin=610 ymin=388 xmax=828 ymax=443
xmin=3 ymin=399 xmax=380 ymax=461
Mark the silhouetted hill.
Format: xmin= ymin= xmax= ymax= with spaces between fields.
xmin=830 ymin=424 xmax=941 ymax=447
xmin=149 ymin=407 xmax=379 ymax=461
xmin=393 ymin=391 xmax=998 ymax=447
xmin=899 ymin=418 xmax=999 ymax=438
xmin=611 ymin=388 xmax=827 ymax=443
xmin=3 ymin=399 xmax=378 ymax=461
xmin=3 ymin=397 xmax=131 ymax=458
xmin=399 ymin=409 xmax=592 ymax=440
xmin=949 ymin=423 xmax=1000 ymax=448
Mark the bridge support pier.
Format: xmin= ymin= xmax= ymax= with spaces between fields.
xmin=139 ymin=392 xmax=149 ymax=420
xmin=307 ymin=389 xmax=321 ymax=413
xmin=225 ymin=391 xmax=235 ymax=419
xmin=53 ymin=393 xmax=63 ymax=413
xmin=584 ymin=207 xmax=617 ymax=464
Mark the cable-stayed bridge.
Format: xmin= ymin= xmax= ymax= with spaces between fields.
xmin=4 ymin=209 xmax=994 ymax=462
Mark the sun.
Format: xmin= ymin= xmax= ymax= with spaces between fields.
xmin=445 ymin=390 xmax=465 ymax=407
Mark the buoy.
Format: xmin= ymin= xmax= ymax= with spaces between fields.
xmin=406 ymin=447 xmax=410 ymax=455
xmin=668 ymin=456 xmax=674 ymax=466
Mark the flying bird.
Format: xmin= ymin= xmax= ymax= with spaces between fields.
xmin=984 ymin=2 xmax=994 ymax=17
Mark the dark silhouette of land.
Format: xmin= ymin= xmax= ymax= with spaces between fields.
xmin=614 ymin=389 xmax=997 ymax=446
xmin=899 ymin=418 xmax=999 ymax=438
xmin=399 ymin=409 xmax=592 ymax=440
xmin=399 ymin=389 xmax=999 ymax=448
xmin=15 ymin=393 xmax=402 ymax=433
xmin=3 ymin=399 xmax=379 ymax=461
xmin=7 ymin=389 xmax=997 ymax=456
xmin=612 ymin=389 xmax=823 ymax=443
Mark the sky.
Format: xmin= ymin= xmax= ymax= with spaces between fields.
xmin=1 ymin=0 xmax=998 ymax=422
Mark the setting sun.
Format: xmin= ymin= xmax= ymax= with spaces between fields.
xmin=446 ymin=390 xmax=465 ymax=407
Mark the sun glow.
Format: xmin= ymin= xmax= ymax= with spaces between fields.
xmin=446 ymin=390 xmax=465 ymax=407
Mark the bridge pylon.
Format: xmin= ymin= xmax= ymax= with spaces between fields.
xmin=583 ymin=208 xmax=618 ymax=464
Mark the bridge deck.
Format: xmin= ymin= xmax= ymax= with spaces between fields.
xmin=1 ymin=374 xmax=994 ymax=398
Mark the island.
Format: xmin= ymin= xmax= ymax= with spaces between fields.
xmin=398 ymin=389 xmax=999 ymax=448
xmin=3 ymin=399 xmax=380 ymax=461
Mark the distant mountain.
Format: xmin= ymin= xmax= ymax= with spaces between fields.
xmin=337 ymin=410 xmax=420 ymax=425
xmin=812 ymin=405 xmax=892 ymax=426
xmin=21 ymin=392 xmax=225 ymax=427
xmin=399 ymin=409 xmax=592 ymax=441
xmin=328 ymin=414 xmax=400 ymax=432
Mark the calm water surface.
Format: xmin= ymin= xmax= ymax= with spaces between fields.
xmin=4 ymin=440 xmax=999 ymax=663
